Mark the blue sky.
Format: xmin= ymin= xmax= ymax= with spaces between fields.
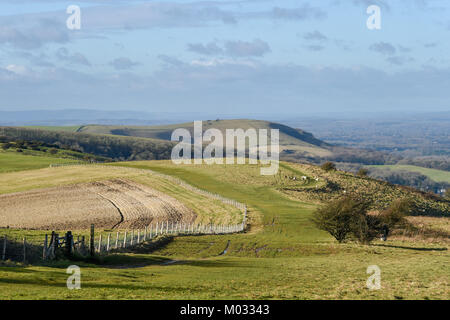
xmin=0 ymin=0 xmax=449 ymax=114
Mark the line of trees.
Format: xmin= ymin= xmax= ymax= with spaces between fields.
xmin=0 ymin=127 xmax=175 ymax=161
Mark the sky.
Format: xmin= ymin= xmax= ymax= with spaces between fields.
xmin=0 ymin=0 xmax=449 ymax=115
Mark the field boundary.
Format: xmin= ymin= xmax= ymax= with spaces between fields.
xmin=48 ymin=163 xmax=248 ymax=229
xmin=2 ymin=220 xmax=242 ymax=263
xmin=0 ymin=163 xmax=249 ymax=262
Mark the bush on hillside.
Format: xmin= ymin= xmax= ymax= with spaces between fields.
xmin=379 ymin=198 xmax=412 ymax=229
xmin=312 ymin=196 xmax=416 ymax=244
xmin=357 ymin=168 xmax=369 ymax=177
xmin=311 ymin=196 xmax=370 ymax=243
xmin=351 ymin=213 xmax=384 ymax=244
xmin=321 ymin=161 xmax=336 ymax=172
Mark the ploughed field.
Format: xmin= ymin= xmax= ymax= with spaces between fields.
xmin=0 ymin=179 xmax=195 ymax=230
xmin=0 ymin=165 xmax=243 ymax=231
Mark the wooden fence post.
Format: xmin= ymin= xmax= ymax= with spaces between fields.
xmin=65 ymin=231 xmax=73 ymax=258
xmin=43 ymin=234 xmax=48 ymax=260
xmin=81 ymin=236 xmax=86 ymax=255
xmin=53 ymin=233 xmax=59 ymax=259
xmin=90 ymin=224 xmax=95 ymax=256
xmin=2 ymin=236 xmax=7 ymax=261
xmin=23 ymin=238 xmax=26 ymax=263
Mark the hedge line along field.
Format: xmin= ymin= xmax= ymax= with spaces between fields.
xmin=0 ymin=160 xmax=448 ymax=299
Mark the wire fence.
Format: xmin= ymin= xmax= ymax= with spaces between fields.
xmin=49 ymin=163 xmax=248 ymax=218
xmin=82 ymin=221 xmax=243 ymax=255
xmin=0 ymin=236 xmax=42 ymax=263
xmin=1 ymin=163 xmax=248 ymax=262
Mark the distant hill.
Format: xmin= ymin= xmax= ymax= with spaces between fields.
xmin=0 ymin=126 xmax=174 ymax=161
xmin=2 ymin=119 xmax=404 ymax=167
xmin=78 ymin=119 xmax=333 ymax=158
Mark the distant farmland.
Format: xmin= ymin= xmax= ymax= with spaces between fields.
xmin=369 ymin=165 xmax=450 ymax=183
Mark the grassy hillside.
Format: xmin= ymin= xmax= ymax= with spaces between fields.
xmin=0 ymin=151 xmax=80 ymax=173
xmin=2 ymin=122 xmax=404 ymax=168
xmin=0 ymin=159 xmax=448 ymax=299
xmin=369 ymin=165 xmax=450 ymax=184
xmin=118 ymin=161 xmax=449 ymax=217
xmin=1 ymin=160 xmax=448 ymax=299
xmin=79 ymin=120 xmax=333 ymax=158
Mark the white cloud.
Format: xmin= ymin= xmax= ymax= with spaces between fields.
xmin=5 ymin=64 xmax=29 ymax=75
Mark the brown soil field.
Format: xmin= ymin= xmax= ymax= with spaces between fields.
xmin=0 ymin=179 xmax=196 ymax=230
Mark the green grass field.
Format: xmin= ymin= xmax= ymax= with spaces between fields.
xmin=0 ymin=160 xmax=448 ymax=299
xmin=369 ymin=165 xmax=450 ymax=183
xmin=0 ymin=151 xmax=80 ymax=173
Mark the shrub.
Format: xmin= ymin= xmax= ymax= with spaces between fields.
xmin=321 ymin=161 xmax=336 ymax=172
xmin=357 ymin=168 xmax=369 ymax=177
xmin=379 ymin=198 xmax=412 ymax=231
xmin=351 ymin=213 xmax=383 ymax=244
xmin=1 ymin=142 xmax=14 ymax=150
xmin=312 ymin=196 xmax=370 ymax=243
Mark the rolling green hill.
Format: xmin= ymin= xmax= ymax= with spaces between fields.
xmin=78 ymin=119 xmax=333 ymax=158
xmin=0 ymin=159 xmax=448 ymax=299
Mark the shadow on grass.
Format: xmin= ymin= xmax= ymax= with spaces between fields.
xmin=0 ymin=276 xmax=208 ymax=293
xmin=374 ymin=244 xmax=448 ymax=251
